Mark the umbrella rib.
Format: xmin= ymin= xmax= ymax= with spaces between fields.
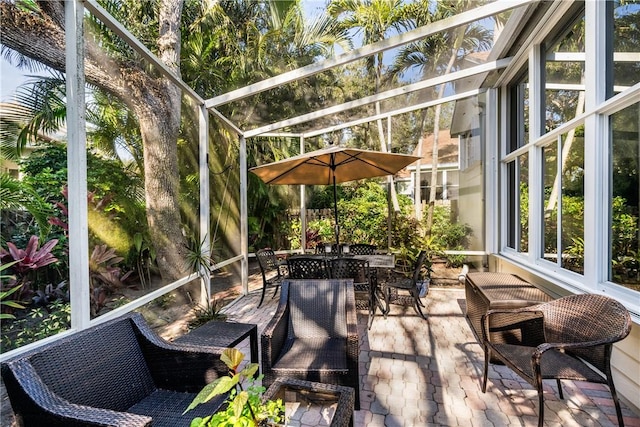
xmin=335 ymin=152 xmax=399 ymax=176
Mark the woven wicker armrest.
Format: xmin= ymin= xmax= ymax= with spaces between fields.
xmin=131 ymin=314 xmax=228 ymax=393
xmin=532 ymin=338 xmax=621 ymax=363
xmin=344 ymin=285 xmax=359 ymax=342
xmin=2 ymin=358 xmax=152 ymax=427
xmin=261 ymin=302 xmax=290 ymax=369
xmin=481 ymin=308 xmax=545 ymax=346
xmin=481 ymin=294 xmax=632 ymax=427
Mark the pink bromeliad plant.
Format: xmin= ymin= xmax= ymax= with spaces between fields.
xmin=0 ymin=236 xmax=59 ymax=277
xmin=0 ymin=236 xmax=59 ymax=312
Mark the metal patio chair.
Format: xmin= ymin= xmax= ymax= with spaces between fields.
xmin=348 ymin=244 xmax=376 ymax=255
xmin=329 ymin=257 xmax=379 ymax=329
xmin=287 ymin=257 xmax=329 ymax=279
xmin=256 ymin=248 xmax=287 ymax=308
xmin=382 ymin=250 xmax=428 ymax=319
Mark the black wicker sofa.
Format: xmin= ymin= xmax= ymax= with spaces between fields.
xmin=1 ymin=312 xmax=229 ymax=427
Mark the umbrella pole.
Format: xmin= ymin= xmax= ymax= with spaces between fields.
xmin=333 ymin=175 xmax=340 ymax=250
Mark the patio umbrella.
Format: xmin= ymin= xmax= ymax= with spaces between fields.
xmin=249 ymin=146 xmax=421 ymax=247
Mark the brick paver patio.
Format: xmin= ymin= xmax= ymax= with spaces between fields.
xmin=222 ymin=284 xmax=640 ymax=427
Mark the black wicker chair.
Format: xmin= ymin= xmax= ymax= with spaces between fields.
xmin=382 ymin=250 xmax=428 ymax=319
xmin=287 ymin=256 xmax=329 ymax=279
xmin=256 ymin=248 xmax=287 ymax=308
xmin=261 ymin=279 xmax=360 ymax=410
xmin=1 ymin=313 xmax=229 ymax=427
xmin=481 ymin=294 xmax=632 ymax=427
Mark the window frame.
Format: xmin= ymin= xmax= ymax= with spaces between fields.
xmin=498 ymin=1 xmax=640 ymax=315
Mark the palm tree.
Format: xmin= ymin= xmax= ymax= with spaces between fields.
xmin=182 ymin=1 xmax=350 ymax=250
xmin=391 ymin=0 xmax=492 ymax=231
xmin=327 ymin=0 xmax=413 ymax=213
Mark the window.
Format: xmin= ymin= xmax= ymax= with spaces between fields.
xmin=501 ymin=2 xmax=640 ymax=303
xmin=544 ymin=15 xmax=585 ymax=133
xmin=506 ymin=73 xmax=530 ymax=254
xmin=610 ymin=102 xmax=640 ymax=292
xmin=611 ymin=1 xmax=640 ymax=97
xmin=506 ymin=155 xmax=529 ymax=253
xmin=508 ymin=76 xmax=529 ymax=153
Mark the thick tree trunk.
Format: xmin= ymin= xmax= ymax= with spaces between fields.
xmin=0 ymin=1 xmax=191 ymax=289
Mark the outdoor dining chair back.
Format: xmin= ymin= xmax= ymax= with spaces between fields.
xmin=256 ymin=248 xmax=287 ymax=308
xmin=481 ymin=293 xmax=632 ymax=427
xmin=348 ymin=244 xmax=376 ymax=255
xmin=329 ymin=258 xmax=378 ymax=329
xmin=287 ymin=257 xmax=329 ymax=279
xmin=383 ymin=249 xmax=428 ymax=319
xmin=261 ymin=279 xmax=360 ymax=410
xmin=315 ymin=243 xmax=339 ymax=255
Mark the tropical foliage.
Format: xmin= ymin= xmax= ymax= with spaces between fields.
xmin=185 ymin=348 xmax=284 ymax=427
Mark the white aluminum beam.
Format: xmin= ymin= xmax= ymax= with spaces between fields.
xmin=67 ymin=1 xmax=91 ymax=330
xmin=303 ymin=88 xmax=485 ymax=139
xmin=205 ymin=0 xmax=533 ymax=109
xmin=199 ymin=105 xmax=211 ymax=305
xmin=239 ymin=135 xmax=249 ymax=295
xmin=547 ymin=52 xmax=640 ymax=62
xmin=528 ymin=44 xmax=544 ymax=265
xmin=245 ymin=58 xmax=511 ymax=138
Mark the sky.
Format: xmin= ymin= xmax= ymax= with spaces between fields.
xmin=0 ymin=60 xmax=30 ymax=101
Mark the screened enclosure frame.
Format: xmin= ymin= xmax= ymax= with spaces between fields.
xmin=2 ymin=0 xmax=639 ymax=369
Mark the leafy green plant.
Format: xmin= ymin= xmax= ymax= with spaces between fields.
xmin=133 ymin=232 xmax=155 ymax=289
xmin=188 ymin=298 xmax=227 ymax=330
xmin=0 ymin=285 xmax=25 ymax=320
xmin=1 ymin=301 xmax=71 ymax=351
xmin=1 ymin=261 xmax=25 ymax=320
xmin=306 ymin=218 xmax=334 ymax=243
xmin=185 ymin=234 xmax=213 ymax=277
xmin=185 ymin=348 xmax=285 ymax=427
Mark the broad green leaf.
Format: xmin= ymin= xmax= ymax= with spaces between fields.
xmin=231 ymin=390 xmax=249 ymax=418
xmin=238 ymin=363 xmax=259 ymax=380
xmin=183 ymin=376 xmax=236 ymax=414
xmin=189 ymin=416 xmax=211 ymax=427
xmin=2 ymin=301 xmax=25 ymax=309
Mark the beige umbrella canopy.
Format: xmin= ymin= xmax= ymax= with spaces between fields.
xmin=250 ymin=146 xmax=421 ymax=246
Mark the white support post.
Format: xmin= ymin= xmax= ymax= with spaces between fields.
xmin=387 ymin=116 xmax=393 ymax=249
xmin=300 ymin=136 xmax=307 ymax=252
xmin=485 ymin=88 xmax=499 ymax=255
xmin=583 ymin=0 xmax=609 ymax=287
xmin=240 ymin=135 xmax=249 ymax=294
xmin=66 ymin=0 xmax=90 ymax=330
xmin=199 ymin=105 xmax=211 ymax=305
xmin=528 ymin=44 xmax=544 ymax=264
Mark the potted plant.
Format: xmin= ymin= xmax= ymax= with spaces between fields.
xmin=185 ymin=348 xmax=285 ymax=427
